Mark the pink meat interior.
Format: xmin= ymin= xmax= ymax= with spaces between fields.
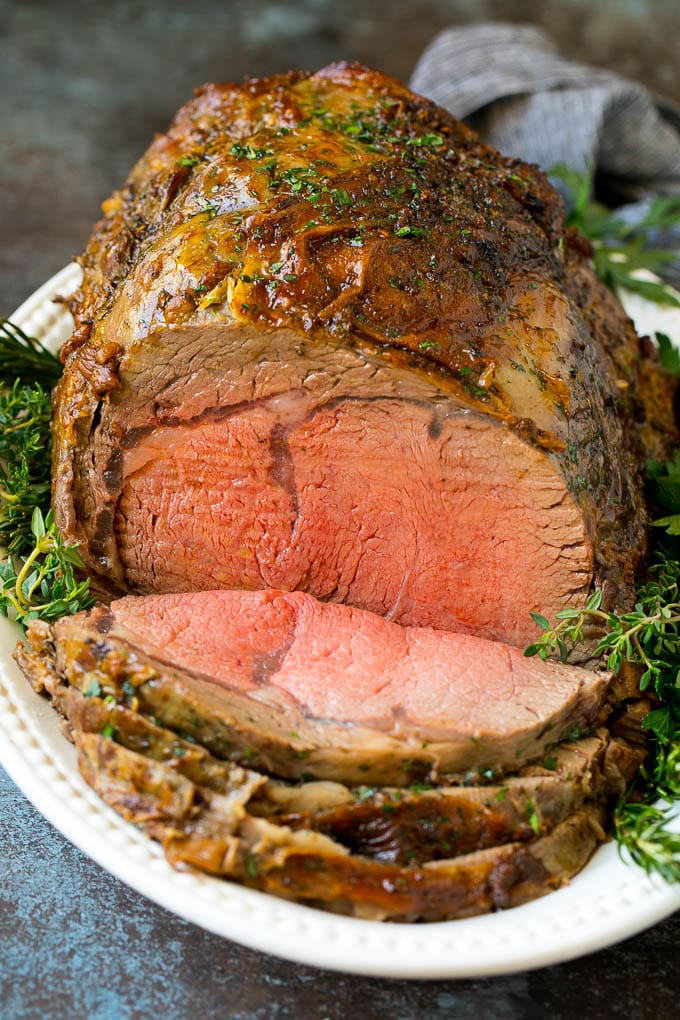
xmin=113 ymin=589 xmax=594 ymax=736
xmin=116 ymin=398 xmax=591 ymax=647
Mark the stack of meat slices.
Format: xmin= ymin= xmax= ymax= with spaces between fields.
xmin=17 ymin=592 xmax=646 ymax=921
xmin=16 ymin=64 xmax=675 ymax=920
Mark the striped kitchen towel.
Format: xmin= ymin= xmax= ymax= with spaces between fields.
xmin=411 ymin=23 xmax=680 ymax=284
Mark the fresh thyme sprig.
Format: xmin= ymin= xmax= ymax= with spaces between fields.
xmin=0 ymin=318 xmax=93 ymax=625
xmin=525 ymin=529 xmax=680 ymax=881
xmin=0 ymin=318 xmax=62 ymax=389
xmin=551 ymin=164 xmax=680 ymax=307
xmin=526 ymin=426 xmax=680 ymax=882
xmin=0 ymin=380 xmax=52 ymax=555
xmin=525 ymin=564 xmax=680 ymax=701
xmin=0 ymin=508 xmax=93 ymax=626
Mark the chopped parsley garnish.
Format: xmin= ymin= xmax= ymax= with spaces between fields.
xmin=330 ymin=188 xmax=352 ymax=207
xmin=355 ymin=786 xmax=378 ymax=802
xmin=409 ymin=782 xmax=434 ymax=794
xmin=406 ymin=133 xmax=444 ymax=148
xmin=230 ymin=142 xmax=274 ymax=161
xmin=526 ymin=800 xmax=541 ymax=835
xmin=395 ymin=225 xmax=428 ymax=239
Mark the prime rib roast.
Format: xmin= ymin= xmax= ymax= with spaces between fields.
xmin=15 ymin=62 xmax=675 ymax=920
xmin=52 ymin=64 xmax=675 ymax=645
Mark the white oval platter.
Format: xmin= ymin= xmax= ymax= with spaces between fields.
xmin=1 ymin=262 xmax=679 ymax=979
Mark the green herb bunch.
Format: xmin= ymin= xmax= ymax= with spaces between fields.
xmin=551 ymin=164 xmax=680 ymax=307
xmin=614 ymin=745 xmax=680 ymax=883
xmin=526 ymin=443 xmax=680 ymax=881
xmin=0 ymin=380 xmax=52 ymax=555
xmin=0 ymin=318 xmax=62 ymax=389
xmin=0 ymin=320 xmax=93 ymax=626
xmin=535 ymin=170 xmax=680 ymax=879
xmin=1 ymin=508 xmax=92 ymax=626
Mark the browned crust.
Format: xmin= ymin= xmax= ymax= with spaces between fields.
xmin=40 ymin=662 xmax=632 ymax=864
xmin=52 ymin=677 xmax=608 ymax=855
xmin=63 ymin=63 xmax=550 ymax=355
xmin=564 ymin=242 xmax=678 ymax=465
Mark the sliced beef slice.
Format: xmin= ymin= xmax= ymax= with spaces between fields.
xmin=16 ymin=630 xmax=631 ymax=867
xmin=29 ymin=590 xmax=612 ymax=784
xmin=52 ymin=64 xmax=668 ymax=648
xmin=75 ymin=731 xmax=607 ymax=922
xmin=257 ymin=734 xmax=618 ymax=863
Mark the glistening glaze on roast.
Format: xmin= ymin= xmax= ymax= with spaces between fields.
xmin=32 ymin=62 xmax=678 ymax=919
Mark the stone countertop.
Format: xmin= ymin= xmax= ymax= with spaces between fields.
xmin=2 ymin=1 xmax=679 ymax=1015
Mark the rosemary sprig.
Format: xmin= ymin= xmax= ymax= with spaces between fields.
xmin=655 ymin=332 xmax=680 ymax=377
xmin=614 ymin=802 xmax=680 ymax=882
xmin=0 ymin=318 xmax=62 ymax=389
xmin=551 ymin=164 xmax=680 ymax=307
xmin=614 ymin=720 xmax=680 ymax=881
xmin=648 ymin=446 xmax=680 ymax=537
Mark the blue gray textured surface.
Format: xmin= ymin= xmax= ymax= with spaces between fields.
xmin=2 ymin=0 xmax=680 ymax=1015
